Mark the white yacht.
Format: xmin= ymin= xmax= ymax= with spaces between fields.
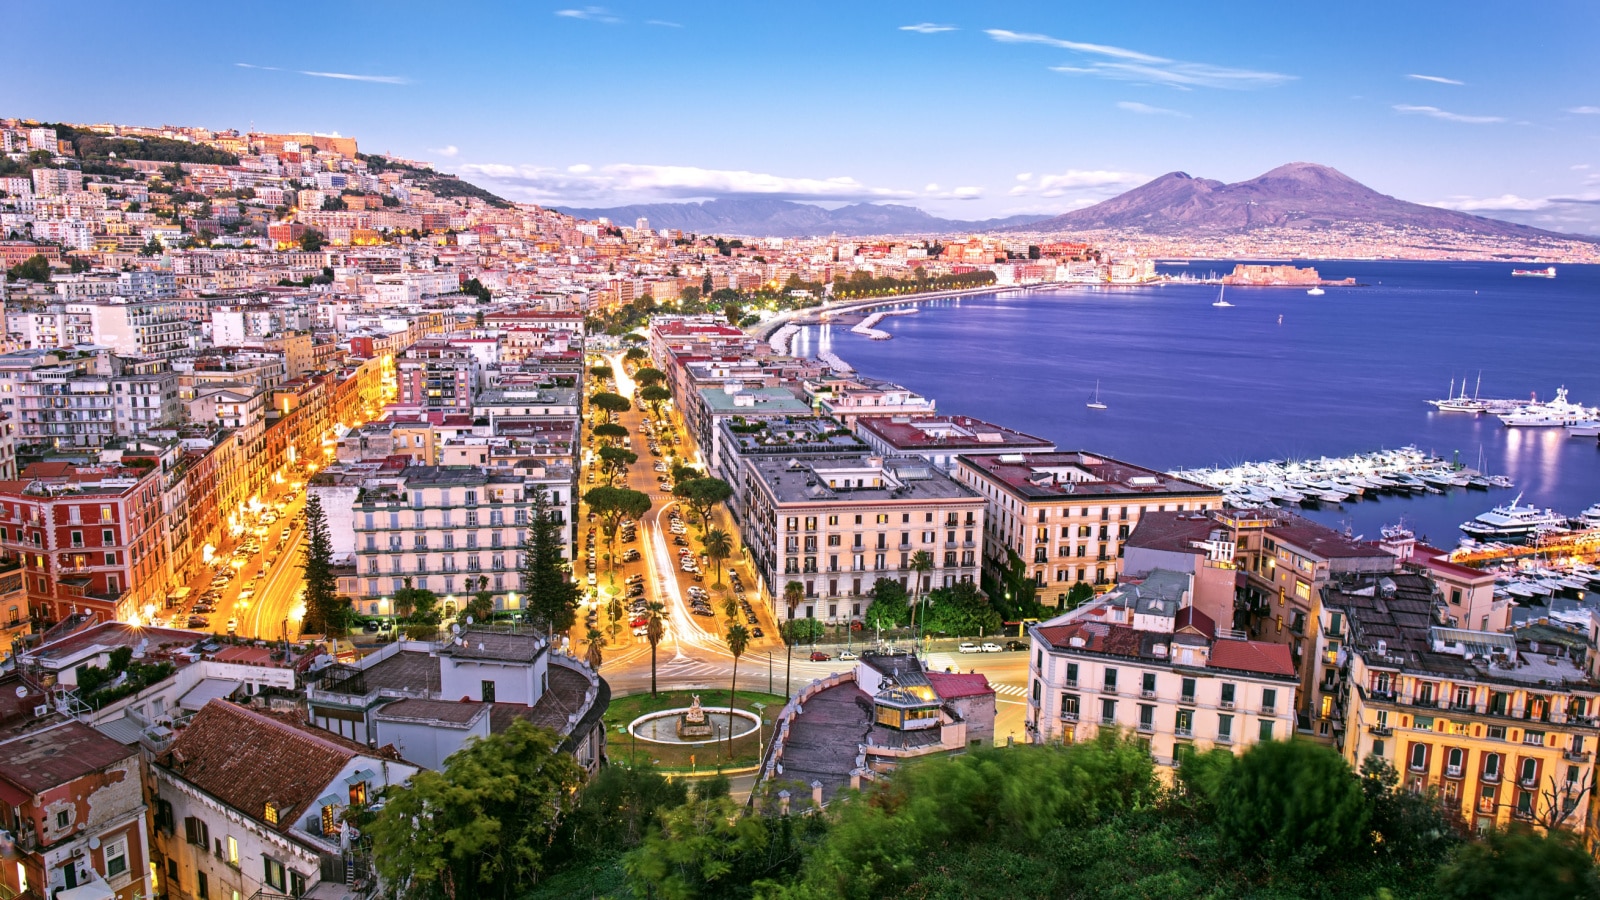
xmin=1498 ymin=387 xmax=1599 ymax=427
xmin=1306 ymin=286 xmax=1325 ymax=296
xmin=1579 ymin=503 xmax=1600 ymax=529
xmin=1212 ymin=286 xmax=1233 ymax=308
xmin=1459 ymin=493 xmax=1569 ymax=541
xmin=1565 ymin=421 xmax=1600 ymax=438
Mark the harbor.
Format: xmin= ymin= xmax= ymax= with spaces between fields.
xmin=1167 ymin=446 xmax=1512 ymax=511
xmin=849 ymin=307 xmax=917 ymax=340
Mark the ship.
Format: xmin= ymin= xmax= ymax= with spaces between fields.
xmin=1511 ymin=266 xmax=1557 ymax=278
xmin=1497 ymin=387 xmax=1599 ymax=427
xmin=1459 ymin=493 xmax=1569 ymax=541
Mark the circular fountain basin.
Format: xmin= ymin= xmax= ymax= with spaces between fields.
xmin=628 ymin=707 xmax=761 ymax=745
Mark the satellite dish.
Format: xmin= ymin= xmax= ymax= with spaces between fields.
xmin=88 ymin=836 xmax=100 ymax=850
xmin=450 ymin=623 xmax=460 ymax=634
xmin=466 ymin=615 xmax=474 ymax=625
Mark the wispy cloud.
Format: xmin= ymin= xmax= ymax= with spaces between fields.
xmin=430 ymin=146 xmax=460 ymax=159
xmin=646 ymin=19 xmax=682 ymax=27
xmin=556 ymin=6 xmax=622 ymax=23
xmin=1568 ymin=106 xmax=1600 ymax=115
xmin=235 ymin=62 xmax=280 ymax=71
xmin=1008 ymin=169 xmax=1146 ymax=198
xmin=459 ymin=161 xmax=942 ymax=203
xmin=1407 ymin=73 xmax=1464 ymax=85
xmin=1117 ymin=100 xmax=1189 ymax=117
xmin=1393 ymin=104 xmax=1503 ymax=124
xmin=300 ymin=70 xmax=409 ymax=85
xmin=1432 ymin=194 xmax=1551 ymax=212
xmin=901 ymin=23 xmax=957 ymax=34
xmin=986 ymin=28 xmax=1293 ymax=89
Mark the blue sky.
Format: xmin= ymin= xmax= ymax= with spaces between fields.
xmin=7 ymin=1 xmax=1600 ymax=231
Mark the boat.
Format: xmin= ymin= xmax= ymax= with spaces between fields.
xmin=1087 ymin=381 xmax=1107 ymax=411
xmin=1578 ymin=503 xmax=1600 ymax=529
xmin=1498 ymin=387 xmax=1599 ymax=427
xmin=1459 ymin=493 xmax=1569 ymax=541
xmin=1212 ymin=286 xmax=1233 ymax=308
xmin=1306 ymin=286 xmax=1325 ymax=296
xmin=1511 ymin=266 xmax=1556 ymax=278
xmin=1565 ymin=421 xmax=1600 ymax=438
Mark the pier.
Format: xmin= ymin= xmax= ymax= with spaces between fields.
xmin=849 ymin=308 xmax=918 ymax=340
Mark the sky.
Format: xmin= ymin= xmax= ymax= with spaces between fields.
xmin=6 ymin=0 xmax=1600 ymax=232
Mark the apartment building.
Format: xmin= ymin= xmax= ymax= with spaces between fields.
xmin=693 ymin=385 xmax=813 ymax=480
xmin=1323 ymin=571 xmax=1600 ymax=835
xmin=396 ymin=340 xmax=480 ymax=410
xmin=955 ymin=452 xmax=1222 ymax=607
xmin=741 ymin=453 xmax=985 ymax=621
xmin=805 ymin=375 xmax=936 ymax=428
xmin=1026 ymin=578 xmax=1299 ymax=768
xmin=351 ymin=465 xmax=571 ymax=614
xmin=856 ymin=414 xmax=1055 ymax=473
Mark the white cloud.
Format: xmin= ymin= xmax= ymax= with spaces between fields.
xmin=1407 ymin=73 xmax=1464 ymax=85
xmin=1117 ymin=100 xmax=1189 ymax=117
xmin=1008 ymin=169 xmax=1146 ymax=198
xmin=300 ymin=70 xmax=409 ymax=85
xmin=646 ymin=19 xmax=682 ymax=27
xmin=951 ymin=186 xmax=982 ymax=199
xmin=1432 ymin=193 xmax=1550 ymax=212
xmin=235 ymin=62 xmax=280 ymax=71
xmin=1393 ymin=104 xmax=1504 ymax=124
xmin=986 ymin=28 xmax=1293 ymax=89
xmin=1569 ymin=106 xmax=1600 ymax=115
xmin=1016 ymin=173 xmax=1033 ymax=182
xmin=430 ymin=146 xmax=459 ymax=158
xmin=901 ymin=23 xmax=957 ymax=33
xmin=458 ymin=161 xmax=928 ymax=203
xmin=924 ymin=183 xmax=941 ymax=192
xmin=556 ymin=6 xmax=621 ymax=23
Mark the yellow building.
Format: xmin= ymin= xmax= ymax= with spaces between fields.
xmin=1324 ymin=572 xmax=1600 ymax=837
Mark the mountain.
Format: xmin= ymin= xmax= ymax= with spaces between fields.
xmin=1007 ymin=163 xmax=1582 ymax=240
xmin=552 ymin=198 xmax=1048 ymax=237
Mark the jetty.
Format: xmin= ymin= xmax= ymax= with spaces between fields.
xmin=850 ymin=308 xmax=918 ymax=340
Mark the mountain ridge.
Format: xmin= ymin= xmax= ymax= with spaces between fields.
xmin=551 ymin=198 xmax=1048 ymax=238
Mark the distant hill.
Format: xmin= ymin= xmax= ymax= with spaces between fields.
xmin=361 ymin=154 xmax=514 ymax=209
xmin=1006 ymin=163 xmax=1586 ymax=241
xmin=552 ymin=198 xmax=1048 ymax=238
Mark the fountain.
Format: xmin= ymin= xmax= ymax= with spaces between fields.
xmin=677 ymin=694 xmax=715 ymax=739
xmin=628 ymin=698 xmax=762 ymax=745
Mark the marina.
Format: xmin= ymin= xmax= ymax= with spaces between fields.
xmin=1167 ymin=446 xmax=1513 ymax=512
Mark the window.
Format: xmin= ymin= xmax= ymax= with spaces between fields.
xmin=1409 ymin=743 xmax=1428 ymax=772
xmin=197 ymin=871 xmax=209 ymax=900
xmin=1103 ymin=668 xmax=1118 ymax=692
xmin=1217 ymin=714 xmax=1233 ymax=742
xmin=1181 ymin=677 xmax=1196 ymax=703
xmin=1100 ymin=698 xmax=1117 ymax=726
xmin=56 ymin=809 xmax=69 ymax=829
xmin=1138 ymin=704 xmax=1154 ymax=731
xmin=1447 ymin=747 xmax=1464 ymax=777
xmin=226 ymin=835 xmax=239 ymax=866
xmin=291 ymin=871 xmax=308 ymax=898
xmin=263 ymin=802 xmax=279 ymax=826
xmin=1061 ymin=694 xmax=1080 ymax=721
xmin=1261 ymin=688 xmax=1277 ymax=714
xmin=1220 ymin=682 xmax=1235 ymax=708
xmin=1065 ymin=663 xmax=1078 ymax=687
xmin=264 ymin=857 xmax=287 ymax=892
xmin=1141 ymin=672 xmax=1156 ymax=696
xmin=1258 ymin=720 xmax=1274 ymax=742
xmin=104 ymin=837 xmax=128 ymax=877
xmin=1175 ymin=708 xmax=1193 ymax=737
xmin=1519 ymin=757 xmax=1538 ymax=786
xmin=1483 ymin=753 xmax=1501 ymax=781
xmin=481 ymin=680 xmax=497 ymax=703
xmin=185 ymin=815 xmax=210 ymax=847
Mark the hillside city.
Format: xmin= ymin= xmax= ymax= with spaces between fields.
xmin=0 ymin=117 xmax=1596 ymax=899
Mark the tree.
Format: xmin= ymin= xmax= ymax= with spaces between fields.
xmin=908 ymin=550 xmax=934 ymax=650
xmin=139 ymin=237 xmax=164 ymax=257
xmin=521 ymin=484 xmax=580 ymax=636
xmin=864 ymin=577 xmax=909 ymax=641
xmin=923 ymin=581 xmax=1001 ymax=639
xmin=463 ymin=278 xmax=492 ymax=302
xmin=607 ymin=593 xmax=625 ymax=642
xmin=673 ymin=477 xmax=733 ymax=536
xmin=1066 ymin=581 xmax=1096 ymax=610
xmin=1436 ymin=826 xmax=1600 ymax=900
xmin=585 ymin=626 xmax=605 ymax=670
xmin=584 ymin=487 xmax=652 ymax=577
xmin=1215 ymin=739 xmax=1368 ymax=864
xmin=632 ymin=367 xmax=667 ymax=388
xmin=368 ymin=720 xmax=584 ymax=899
xmin=460 ymin=577 xmax=495 ymax=625
xmin=639 ymin=385 xmax=672 ymax=419
xmin=702 ymin=273 xmax=714 ymax=295
xmin=590 ymin=391 xmax=631 ymax=423
xmin=5 ymin=253 xmax=51 ymax=282
xmin=724 ymin=623 xmax=750 ymax=759
xmin=299 ymin=495 xmax=349 ymax=637
xmin=592 ymin=422 xmax=628 ymax=447
xmin=702 ymin=528 xmax=733 ymax=589
xmin=299 ymin=228 xmax=326 ymax=252
xmin=589 ymin=365 xmax=614 ymax=381
xmin=1359 ymin=753 xmax=1460 ymax=865
xmin=394 ymin=580 xmax=442 ymax=640
xmin=646 ymin=601 xmax=666 ymax=696
xmin=557 ymin=764 xmax=686 ymax=860
xmin=598 ymin=445 xmax=638 ymax=487
xmin=624 ymin=346 xmax=647 ymax=363
xmin=623 ymin=792 xmax=798 ymax=900
xmin=782 ymin=581 xmax=805 ymax=695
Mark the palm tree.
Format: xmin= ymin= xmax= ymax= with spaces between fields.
xmin=702 ymin=528 xmax=733 ymax=590
xmin=909 ymin=550 xmax=934 ymax=658
xmin=584 ymin=626 xmax=605 ymax=670
xmin=782 ymin=580 xmax=804 ymax=696
xmin=724 ymin=623 xmax=750 ymax=760
xmin=606 ymin=594 xmax=624 ymax=642
xmin=646 ymin=601 xmax=666 ymax=696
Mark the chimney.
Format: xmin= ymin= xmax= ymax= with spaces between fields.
xmin=778 ymin=790 xmax=791 ymax=815
xmin=811 ymin=780 xmax=824 ymax=807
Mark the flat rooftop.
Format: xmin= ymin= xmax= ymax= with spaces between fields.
xmin=857 ymin=415 xmax=1055 ymax=453
xmin=748 ymin=454 xmax=982 ymax=506
xmin=959 ymin=451 xmax=1219 ymax=501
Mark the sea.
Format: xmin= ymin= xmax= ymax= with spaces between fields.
xmin=792 ymin=260 xmax=1600 ymax=549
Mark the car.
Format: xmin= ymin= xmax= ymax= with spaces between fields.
xmin=752 ymin=627 xmax=765 ymax=638
xmin=746 ymin=615 xmax=758 ymax=625
xmin=226 ymin=618 xmax=239 ymax=633
xmin=237 ymin=589 xmax=254 ymax=601
xmin=958 ymin=642 xmax=980 ymax=653
xmin=630 ymin=616 xmax=648 ymax=628
xmin=839 ymin=650 xmax=858 ymax=660
xmin=1004 ymin=640 xmax=1027 ymax=652
xmin=981 ymin=642 xmax=1003 ymax=653
xmin=692 ymin=608 xmax=713 ymax=617
xmin=363 ymin=620 xmax=381 ymax=634
xmin=187 ymin=616 xmax=209 ymax=628
xmin=633 ymin=626 xmax=649 ymax=636
xmin=586 ymin=572 xmax=598 ymax=585
xmin=809 ymin=651 xmax=831 ymax=661
xmin=673 ymin=536 xmax=689 ymax=546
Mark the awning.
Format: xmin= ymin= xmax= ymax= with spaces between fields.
xmin=179 ymin=678 xmax=244 ymax=712
xmin=56 ymin=879 xmax=116 ymax=900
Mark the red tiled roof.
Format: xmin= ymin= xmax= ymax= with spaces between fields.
xmin=927 ymin=671 xmax=994 ymax=700
xmin=1207 ymin=640 xmax=1295 ymax=677
xmin=160 ymin=701 xmax=368 ymax=833
xmin=1175 ymin=606 xmax=1216 ymax=639
xmin=0 ymin=722 xmax=137 ymax=795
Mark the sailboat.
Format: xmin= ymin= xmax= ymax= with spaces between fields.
xmin=1087 ymin=381 xmax=1107 ymax=410
xmin=1212 ymin=285 xmax=1233 ymax=308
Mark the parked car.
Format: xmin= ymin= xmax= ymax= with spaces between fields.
xmin=752 ymin=627 xmax=764 ymax=638
xmin=838 ymin=650 xmax=858 ymax=661
xmin=1004 ymin=640 xmax=1027 ymax=652
xmin=958 ymin=642 xmax=980 ymax=653
xmin=809 ymin=651 xmax=831 ymax=662
xmin=981 ymin=642 xmax=1003 ymax=653
xmin=630 ymin=617 xmax=648 ymax=628
xmin=187 ymin=615 xmax=209 ymax=628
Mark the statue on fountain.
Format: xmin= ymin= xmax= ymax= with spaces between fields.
xmin=677 ymin=693 xmax=715 ymax=739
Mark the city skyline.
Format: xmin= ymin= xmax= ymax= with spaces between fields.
xmin=8 ymin=2 xmax=1600 ymax=233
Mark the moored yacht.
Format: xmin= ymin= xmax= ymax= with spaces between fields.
xmin=1498 ymin=387 xmax=1599 ymax=427
xmin=1459 ymin=494 xmax=1569 ymax=541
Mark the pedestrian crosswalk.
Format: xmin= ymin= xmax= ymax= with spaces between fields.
xmin=992 ymin=683 xmax=1030 ymax=698
xmin=657 ymin=658 xmax=731 ymax=680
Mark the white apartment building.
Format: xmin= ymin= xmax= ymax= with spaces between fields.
xmin=1026 ymin=581 xmax=1300 ymax=768
xmin=351 ymin=465 xmax=572 ymax=614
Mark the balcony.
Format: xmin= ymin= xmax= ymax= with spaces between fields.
xmin=1219 ymin=700 xmax=1235 ymax=710
xmin=1060 ymin=711 xmax=1078 ymax=722
xmin=1216 ymin=732 xmax=1234 ymax=744
xmin=1140 ymin=689 xmax=1157 ymax=699
xmin=1063 ymin=678 xmax=1077 ymax=689
xmin=1099 ymin=716 xmax=1117 ymax=727
xmin=1102 ymin=684 xmax=1119 ymax=695
xmin=1137 ymin=720 xmax=1154 ymax=733
xmin=1259 ymin=706 xmax=1276 ymax=717
xmin=1368 ymin=724 xmax=1393 ymax=737
xmin=1564 ymin=750 xmax=1593 ymax=763
xmin=1180 ymin=694 xmax=1196 ymax=705
xmin=1446 ymin=765 xmax=1463 ymax=778
xmin=1175 ymin=725 xmax=1193 ymax=738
